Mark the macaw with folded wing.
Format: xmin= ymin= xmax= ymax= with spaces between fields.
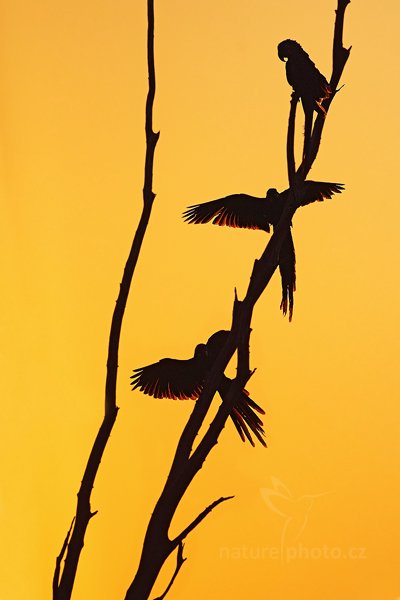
xmin=278 ymin=39 xmax=331 ymax=161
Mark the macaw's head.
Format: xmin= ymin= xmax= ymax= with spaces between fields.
xmin=266 ymin=188 xmax=279 ymax=200
xmin=277 ymin=39 xmax=301 ymax=61
xmin=194 ymin=343 xmax=208 ymax=361
xmin=205 ymin=330 xmax=230 ymax=363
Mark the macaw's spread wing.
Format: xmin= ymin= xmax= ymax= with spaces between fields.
xmin=131 ymin=357 xmax=206 ymax=400
xmin=183 ymin=194 xmax=271 ymax=232
xmin=298 ymin=181 xmax=345 ymax=206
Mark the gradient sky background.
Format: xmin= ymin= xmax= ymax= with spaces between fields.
xmin=1 ymin=1 xmax=400 ymax=598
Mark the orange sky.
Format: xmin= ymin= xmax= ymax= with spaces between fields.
xmin=1 ymin=1 xmax=400 ymax=598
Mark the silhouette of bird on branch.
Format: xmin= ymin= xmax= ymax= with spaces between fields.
xmin=183 ymin=181 xmax=344 ymax=320
xmin=278 ymin=39 xmax=331 ymax=161
xmin=131 ymin=330 xmax=266 ymax=447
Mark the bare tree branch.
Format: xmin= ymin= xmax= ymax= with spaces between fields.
xmin=53 ymin=1 xmax=159 ymax=598
xmin=332 ymin=0 xmax=352 ymax=89
xmin=124 ymin=2 xmax=351 ymax=599
xmin=152 ymin=542 xmax=187 ymax=600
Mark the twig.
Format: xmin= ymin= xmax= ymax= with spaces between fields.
xmin=150 ymin=498 xmax=234 ymax=599
xmin=152 ymin=542 xmax=187 ymax=600
xmin=53 ymin=518 xmax=75 ymax=599
xmin=173 ymin=496 xmax=234 ymax=547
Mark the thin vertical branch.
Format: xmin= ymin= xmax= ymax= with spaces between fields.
xmin=53 ymin=1 xmax=159 ymax=598
xmin=106 ymin=0 xmax=159 ymax=417
xmin=332 ymin=0 xmax=352 ymax=89
xmin=287 ymin=93 xmax=298 ymax=186
xmin=299 ymin=0 xmax=351 ymax=178
xmin=52 ymin=518 xmax=75 ymax=598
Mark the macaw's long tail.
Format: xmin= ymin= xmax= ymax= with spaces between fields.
xmin=220 ymin=376 xmax=267 ymax=447
xmin=279 ymin=229 xmax=296 ymax=321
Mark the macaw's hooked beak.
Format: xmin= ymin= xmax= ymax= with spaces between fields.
xmin=266 ymin=188 xmax=279 ymax=200
xmin=194 ymin=343 xmax=208 ymax=360
xmin=277 ymin=39 xmax=292 ymax=61
xmin=277 ymin=44 xmax=286 ymax=61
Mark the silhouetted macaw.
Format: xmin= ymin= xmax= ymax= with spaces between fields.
xmin=278 ymin=39 xmax=331 ymax=160
xmin=131 ymin=330 xmax=266 ymax=447
xmin=183 ymin=181 xmax=344 ymax=320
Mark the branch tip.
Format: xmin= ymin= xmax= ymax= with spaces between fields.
xmin=173 ymin=495 xmax=234 ymax=548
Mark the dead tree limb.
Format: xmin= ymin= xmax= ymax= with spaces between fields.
xmin=53 ymin=1 xmax=159 ymax=598
xmin=123 ymin=1 xmax=351 ymax=598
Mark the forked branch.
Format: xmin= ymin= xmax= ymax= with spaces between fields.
xmin=152 ymin=542 xmax=186 ymax=600
xmin=124 ymin=3 xmax=350 ymax=599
